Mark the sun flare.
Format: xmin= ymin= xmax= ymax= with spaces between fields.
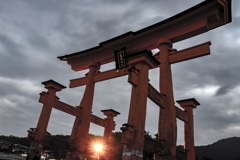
xmin=94 ymin=143 xmax=103 ymax=152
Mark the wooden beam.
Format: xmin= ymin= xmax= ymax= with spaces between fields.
xmin=169 ymin=41 xmax=211 ymax=64
xmin=70 ymin=77 xmax=87 ymax=87
xmin=40 ymin=83 xmax=189 ymax=123
xmin=40 ymin=94 xmax=107 ymax=126
xmin=69 ymin=42 xmax=210 ymax=88
xmin=153 ymin=41 xmax=210 ymax=64
xmin=175 ymin=107 xmax=188 ymax=122
xmin=59 ymin=0 xmax=231 ymax=71
xmin=147 ymin=84 xmax=189 ymax=122
xmin=54 ymin=101 xmax=79 ymax=116
xmin=40 ymin=93 xmax=107 ymax=126
xmin=40 ymin=86 xmax=188 ymax=123
xmin=70 ymin=68 xmax=129 ymax=88
xmin=128 ymin=71 xmax=139 ymax=87
xmin=39 ymin=94 xmax=80 ymax=116
xmin=147 ymin=83 xmax=168 ymax=109
xmin=39 ymin=93 xmax=48 ymax=103
xmin=90 ymin=114 xmax=106 ymax=127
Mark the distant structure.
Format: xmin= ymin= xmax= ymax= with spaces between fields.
xmin=28 ymin=0 xmax=231 ymax=160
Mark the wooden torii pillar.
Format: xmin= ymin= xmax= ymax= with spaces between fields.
xmin=67 ymin=62 xmax=100 ymax=159
xmin=155 ymin=38 xmax=177 ymax=160
xmin=28 ymin=80 xmax=66 ymax=160
xmin=102 ymin=109 xmax=120 ymax=159
xmin=102 ymin=109 xmax=120 ymax=143
xmin=177 ymin=98 xmax=200 ymax=160
xmin=121 ymin=51 xmax=159 ymax=160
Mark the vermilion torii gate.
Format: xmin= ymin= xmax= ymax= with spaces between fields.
xmin=27 ymin=80 xmax=120 ymax=160
xmin=28 ymin=0 xmax=231 ymax=160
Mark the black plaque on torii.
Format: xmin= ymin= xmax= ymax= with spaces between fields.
xmin=114 ymin=47 xmax=127 ymax=69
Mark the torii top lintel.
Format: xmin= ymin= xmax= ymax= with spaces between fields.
xmin=58 ymin=0 xmax=232 ymax=71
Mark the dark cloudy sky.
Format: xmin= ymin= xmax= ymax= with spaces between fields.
xmin=0 ymin=0 xmax=239 ymax=146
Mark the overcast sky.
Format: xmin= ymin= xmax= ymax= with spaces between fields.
xmin=0 ymin=0 xmax=239 ymax=146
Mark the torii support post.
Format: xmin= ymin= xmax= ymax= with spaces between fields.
xmin=102 ymin=109 xmax=120 ymax=143
xmin=176 ymin=98 xmax=200 ymax=160
xmin=67 ymin=63 xmax=100 ymax=159
xmin=122 ymin=51 xmax=159 ymax=160
xmin=155 ymin=39 xmax=177 ymax=160
xmin=28 ymin=80 xmax=66 ymax=160
xmin=102 ymin=109 xmax=120 ymax=159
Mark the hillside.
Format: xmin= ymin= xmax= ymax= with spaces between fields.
xmin=196 ymin=137 xmax=240 ymax=160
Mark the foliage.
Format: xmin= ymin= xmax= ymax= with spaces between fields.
xmin=0 ymin=135 xmax=30 ymax=147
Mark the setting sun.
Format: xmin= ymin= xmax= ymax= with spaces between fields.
xmin=94 ymin=143 xmax=103 ymax=152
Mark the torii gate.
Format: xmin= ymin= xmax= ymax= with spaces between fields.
xmin=27 ymin=80 xmax=120 ymax=160
xmin=58 ymin=1 xmax=231 ymax=159
xmin=28 ymin=0 xmax=231 ymax=160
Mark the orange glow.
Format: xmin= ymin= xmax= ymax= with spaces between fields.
xmin=88 ymin=139 xmax=106 ymax=159
xmin=94 ymin=143 xmax=103 ymax=152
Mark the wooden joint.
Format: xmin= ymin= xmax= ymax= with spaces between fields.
xmin=128 ymin=70 xmax=139 ymax=86
xmin=157 ymin=38 xmax=173 ymax=48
